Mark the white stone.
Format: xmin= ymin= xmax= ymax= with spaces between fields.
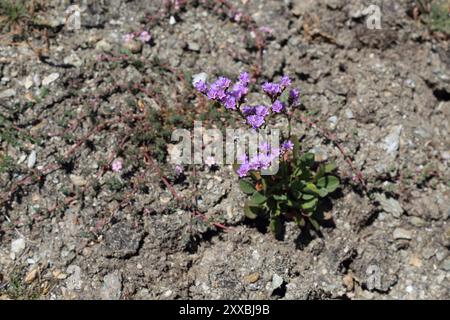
xmin=383 ymin=125 xmax=402 ymax=155
xmin=11 ymin=238 xmax=26 ymax=259
xmin=27 ymin=150 xmax=37 ymax=169
xmin=42 ymin=73 xmax=60 ymax=86
xmin=0 ymin=88 xmax=16 ymax=99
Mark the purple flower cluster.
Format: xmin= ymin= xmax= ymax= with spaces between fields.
xmin=123 ymin=31 xmax=152 ymax=44
xmin=236 ymin=146 xmax=281 ymax=178
xmin=242 ymin=105 xmax=269 ymax=129
xmin=236 ymin=140 xmax=295 ymax=177
xmin=194 ymin=72 xmax=250 ymax=111
xmin=194 ymin=72 xmax=300 ymax=134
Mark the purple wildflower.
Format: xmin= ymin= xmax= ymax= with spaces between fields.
xmin=194 ymin=80 xmax=208 ymax=94
xmin=262 ymin=82 xmax=282 ymax=97
xmin=247 ymin=115 xmax=265 ymax=129
xmin=175 ymin=165 xmax=184 ymax=175
xmin=215 ymin=77 xmax=232 ymax=89
xmin=223 ymin=94 xmax=236 ymax=110
xmin=242 ymin=105 xmax=255 ymax=116
xmin=237 ymin=162 xmax=250 ymax=177
xmin=289 ymin=89 xmax=300 ymax=106
xmin=281 ymin=140 xmax=294 ymax=151
xmin=242 ymin=105 xmax=269 ymax=129
xmin=280 ymin=75 xmax=291 ymax=88
xmin=230 ymin=82 xmax=248 ymax=101
xmin=239 ymin=72 xmax=250 ymax=85
xmin=207 ymin=85 xmax=226 ymax=100
xmin=122 ymin=33 xmax=135 ymax=43
xmin=207 ymin=77 xmax=231 ymax=101
xmin=138 ymin=31 xmax=152 ymax=43
xmin=271 ymin=100 xmax=284 ymax=113
xmin=255 ymin=105 xmax=269 ymax=117
xmin=111 ymin=159 xmax=123 ymax=172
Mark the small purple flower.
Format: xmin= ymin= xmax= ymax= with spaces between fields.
xmin=230 ymin=82 xmax=248 ymax=101
xmin=122 ymin=33 xmax=135 ymax=43
xmin=255 ymin=105 xmax=269 ymax=117
xmin=239 ymin=72 xmax=250 ymax=85
xmin=289 ymin=89 xmax=300 ymax=106
xmin=242 ymin=105 xmax=255 ymax=116
xmin=215 ymin=77 xmax=232 ymax=90
xmin=223 ymin=94 xmax=236 ymax=110
xmin=138 ymin=31 xmax=152 ymax=43
xmin=111 ymin=159 xmax=123 ymax=172
xmin=280 ymin=75 xmax=291 ymax=88
xmin=262 ymin=82 xmax=282 ymax=97
xmin=237 ymin=162 xmax=250 ymax=177
xmin=271 ymin=100 xmax=284 ymax=113
xmin=175 ymin=165 xmax=184 ymax=175
xmin=281 ymin=140 xmax=294 ymax=151
xmin=194 ymin=80 xmax=208 ymax=94
xmin=247 ymin=115 xmax=265 ymax=129
xmin=207 ymin=85 xmax=226 ymax=101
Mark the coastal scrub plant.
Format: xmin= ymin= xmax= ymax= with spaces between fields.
xmin=194 ymin=73 xmax=340 ymax=237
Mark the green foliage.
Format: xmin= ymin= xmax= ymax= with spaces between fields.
xmin=0 ymin=0 xmax=27 ymax=31
xmin=0 ymin=153 xmax=16 ymax=174
xmin=420 ymin=0 xmax=450 ymax=34
xmin=239 ymin=137 xmax=340 ymax=236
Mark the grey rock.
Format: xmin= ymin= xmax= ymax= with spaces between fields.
xmin=393 ymin=228 xmax=412 ymax=240
xmin=409 ymin=216 xmax=427 ymax=227
xmin=95 ymin=39 xmax=113 ymax=52
xmin=66 ymin=265 xmax=83 ymax=291
xmin=440 ymin=257 xmax=450 ymax=271
xmin=104 ymin=222 xmax=144 ymax=258
xmin=0 ymin=88 xmax=16 ymax=99
xmin=383 ymin=125 xmax=402 ymax=155
xmin=70 ymin=174 xmax=87 ymax=186
xmin=187 ymin=42 xmax=201 ymax=52
xmin=375 ymin=193 xmax=403 ymax=218
xmin=10 ymin=238 xmax=26 ymax=258
xmin=101 ymin=271 xmax=122 ymax=300
xmin=123 ymin=40 xmax=143 ymax=54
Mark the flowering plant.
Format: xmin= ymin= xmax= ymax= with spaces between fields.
xmin=195 ymin=73 xmax=339 ymax=237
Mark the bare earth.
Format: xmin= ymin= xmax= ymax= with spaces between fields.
xmin=0 ymin=0 xmax=449 ymax=299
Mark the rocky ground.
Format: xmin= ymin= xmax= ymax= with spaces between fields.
xmin=0 ymin=0 xmax=449 ymax=299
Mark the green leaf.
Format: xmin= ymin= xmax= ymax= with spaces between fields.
xmin=302 ymin=193 xmax=315 ymax=200
xmin=301 ymin=197 xmax=318 ymax=210
xmin=239 ymin=180 xmax=256 ymax=195
xmin=244 ymin=202 xmax=259 ymax=219
xmin=273 ymin=194 xmax=288 ymax=201
xmin=304 ymin=183 xmax=320 ymax=194
xmin=299 ymin=152 xmax=314 ymax=166
xmin=317 ymin=176 xmax=340 ymax=193
xmin=250 ymin=192 xmax=267 ymax=205
xmin=324 ymin=163 xmax=337 ymax=173
xmin=309 ymin=218 xmax=320 ymax=231
xmin=315 ymin=164 xmax=325 ymax=180
xmin=269 ymin=217 xmax=282 ymax=236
